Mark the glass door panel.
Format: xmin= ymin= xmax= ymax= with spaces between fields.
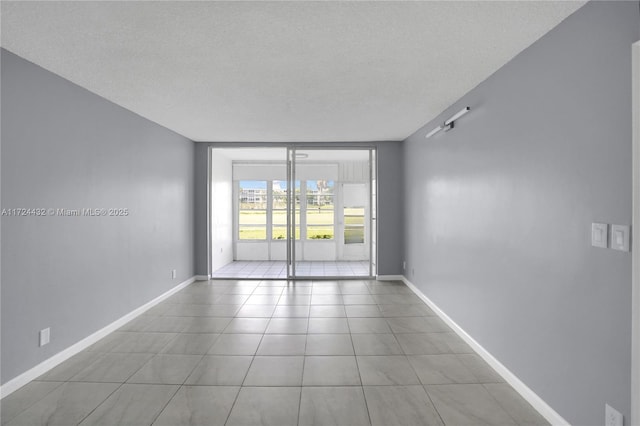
xmin=288 ymin=148 xmax=375 ymax=279
xmin=344 ymin=207 xmax=365 ymax=244
xmin=210 ymin=147 xmax=289 ymax=279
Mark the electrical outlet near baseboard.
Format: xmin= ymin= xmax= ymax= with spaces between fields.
xmin=171 ymin=269 xmax=177 ymax=279
xmin=39 ymin=328 xmax=50 ymax=347
xmin=606 ymin=404 xmax=623 ymax=426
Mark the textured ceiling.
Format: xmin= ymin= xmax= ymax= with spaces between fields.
xmin=1 ymin=1 xmax=585 ymax=142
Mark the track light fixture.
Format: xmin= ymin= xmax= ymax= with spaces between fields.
xmin=425 ymin=107 xmax=471 ymax=138
xmin=424 ymin=126 xmax=443 ymax=138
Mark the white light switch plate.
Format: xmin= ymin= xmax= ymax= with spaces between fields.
xmin=592 ymin=223 xmax=608 ymax=248
xmin=610 ymin=225 xmax=630 ymax=252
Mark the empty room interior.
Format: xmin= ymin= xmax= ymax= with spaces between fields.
xmin=1 ymin=1 xmax=639 ymax=425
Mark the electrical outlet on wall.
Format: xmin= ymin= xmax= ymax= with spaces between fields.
xmin=605 ymin=404 xmax=623 ymax=426
xmin=39 ymin=328 xmax=50 ymax=347
xmin=171 ymin=269 xmax=177 ymax=279
xmin=403 ymin=261 xmax=406 ymax=270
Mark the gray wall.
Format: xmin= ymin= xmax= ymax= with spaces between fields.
xmin=194 ymin=143 xmax=209 ymax=275
xmin=194 ymin=141 xmax=403 ymax=276
xmin=402 ymin=2 xmax=639 ymax=424
xmin=375 ymin=141 xmax=404 ymax=275
xmin=1 ymin=49 xmax=195 ymax=384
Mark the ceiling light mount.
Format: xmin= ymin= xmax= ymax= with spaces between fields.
xmin=425 ymin=106 xmax=471 ymax=138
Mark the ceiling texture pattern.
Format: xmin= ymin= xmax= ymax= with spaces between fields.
xmin=1 ymin=1 xmax=585 ymax=142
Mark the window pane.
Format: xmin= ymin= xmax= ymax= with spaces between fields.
xmin=345 ymin=216 xmax=364 ymax=226
xmin=306 ymin=196 xmax=334 ymax=209
xmin=306 ymin=180 xmax=334 ymax=240
xmin=306 ymin=210 xmax=334 ymax=225
xmin=344 ymin=207 xmax=365 ymax=244
xmin=273 ymin=195 xmax=287 ymax=210
xmin=239 ymin=181 xmax=267 ymax=210
xmin=293 ymin=181 xmax=302 ymax=209
xmin=272 ymin=226 xmax=300 ymax=240
xmin=308 ymin=225 xmax=334 ymax=240
xmin=240 ymin=210 xmax=267 ymax=225
xmin=273 ymin=181 xmax=301 ymax=209
xmin=238 ymin=181 xmax=266 ymax=239
xmin=307 ymin=180 xmax=335 ymax=194
xmin=344 ymin=227 xmax=364 ymax=244
xmin=307 ymin=181 xmax=334 ymax=206
xmin=272 ymin=209 xmax=300 ymax=240
xmin=272 ymin=210 xmax=299 ymax=226
xmin=344 ymin=207 xmax=365 ymax=226
xmin=272 ymin=209 xmax=286 ymax=225
xmin=239 ymin=226 xmax=266 ymax=240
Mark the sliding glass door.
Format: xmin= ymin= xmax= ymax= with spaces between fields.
xmin=210 ymin=146 xmax=376 ymax=279
xmin=287 ymin=147 xmax=375 ymax=279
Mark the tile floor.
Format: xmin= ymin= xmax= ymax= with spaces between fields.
xmin=1 ymin=279 xmax=549 ymax=426
xmin=211 ymin=261 xmax=371 ymax=279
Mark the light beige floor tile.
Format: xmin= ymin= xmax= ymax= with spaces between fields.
xmin=408 ymin=354 xmax=478 ymax=385
xmin=483 ymin=383 xmax=550 ymax=426
xmin=127 ymin=354 xmax=202 ymax=384
xmin=299 ymin=387 xmax=370 ymax=426
xmin=78 ymin=384 xmax=178 ymax=426
xmin=425 ymin=384 xmax=517 ymax=426
xmin=153 ymin=386 xmax=239 ymax=426
xmin=70 ymin=353 xmax=153 ymax=383
xmin=347 ymin=318 xmax=392 ymax=334
xmin=223 ymin=318 xmax=270 ymax=334
xmin=1 ymin=382 xmax=64 ymax=426
xmin=226 ymin=387 xmax=300 ymax=426
xmin=36 ymin=352 xmax=103 ymax=382
xmin=207 ymin=334 xmax=262 ymax=355
xmin=363 ymin=385 xmax=443 ymax=426
xmin=309 ymin=305 xmax=346 ymax=318
xmin=305 ymin=334 xmax=353 ymax=355
xmin=161 ymin=333 xmax=219 ymax=355
xmin=243 ymin=356 xmax=304 ymax=386
xmin=344 ymin=305 xmax=382 ymax=318
xmin=265 ymin=318 xmax=308 ymax=334
xmin=185 ymin=356 xmax=252 ymax=385
xmin=302 ymin=356 xmax=361 ymax=386
xmin=257 ymin=334 xmax=306 ymax=355
xmin=308 ymin=318 xmax=349 ymax=334
xmin=352 ymin=334 xmax=403 ymax=355
xmin=356 ymin=355 xmax=420 ymax=386
xmin=6 ymin=382 xmax=119 ymax=426
xmin=457 ymin=354 xmax=504 ymax=383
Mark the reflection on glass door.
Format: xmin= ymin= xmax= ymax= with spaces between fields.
xmin=341 ymin=183 xmax=368 ymax=263
xmin=288 ymin=148 xmax=375 ymax=279
xmin=238 ymin=180 xmax=267 ymax=241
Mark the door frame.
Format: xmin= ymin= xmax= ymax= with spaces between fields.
xmin=208 ymin=144 xmax=378 ymax=280
xmin=631 ymin=39 xmax=639 ymax=426
xmin=286 ymin=146 xmax=377 ymax=280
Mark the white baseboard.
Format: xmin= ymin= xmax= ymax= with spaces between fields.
xmin=400 ymin=275 xmax=570 ymax=426
xmin=376 ymin=274 xmax=404 ymax=281
xmin=194 ymin=275 xmax=210 ymax=281
xmin=0 ymin=275 xmax=197 ymax=399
